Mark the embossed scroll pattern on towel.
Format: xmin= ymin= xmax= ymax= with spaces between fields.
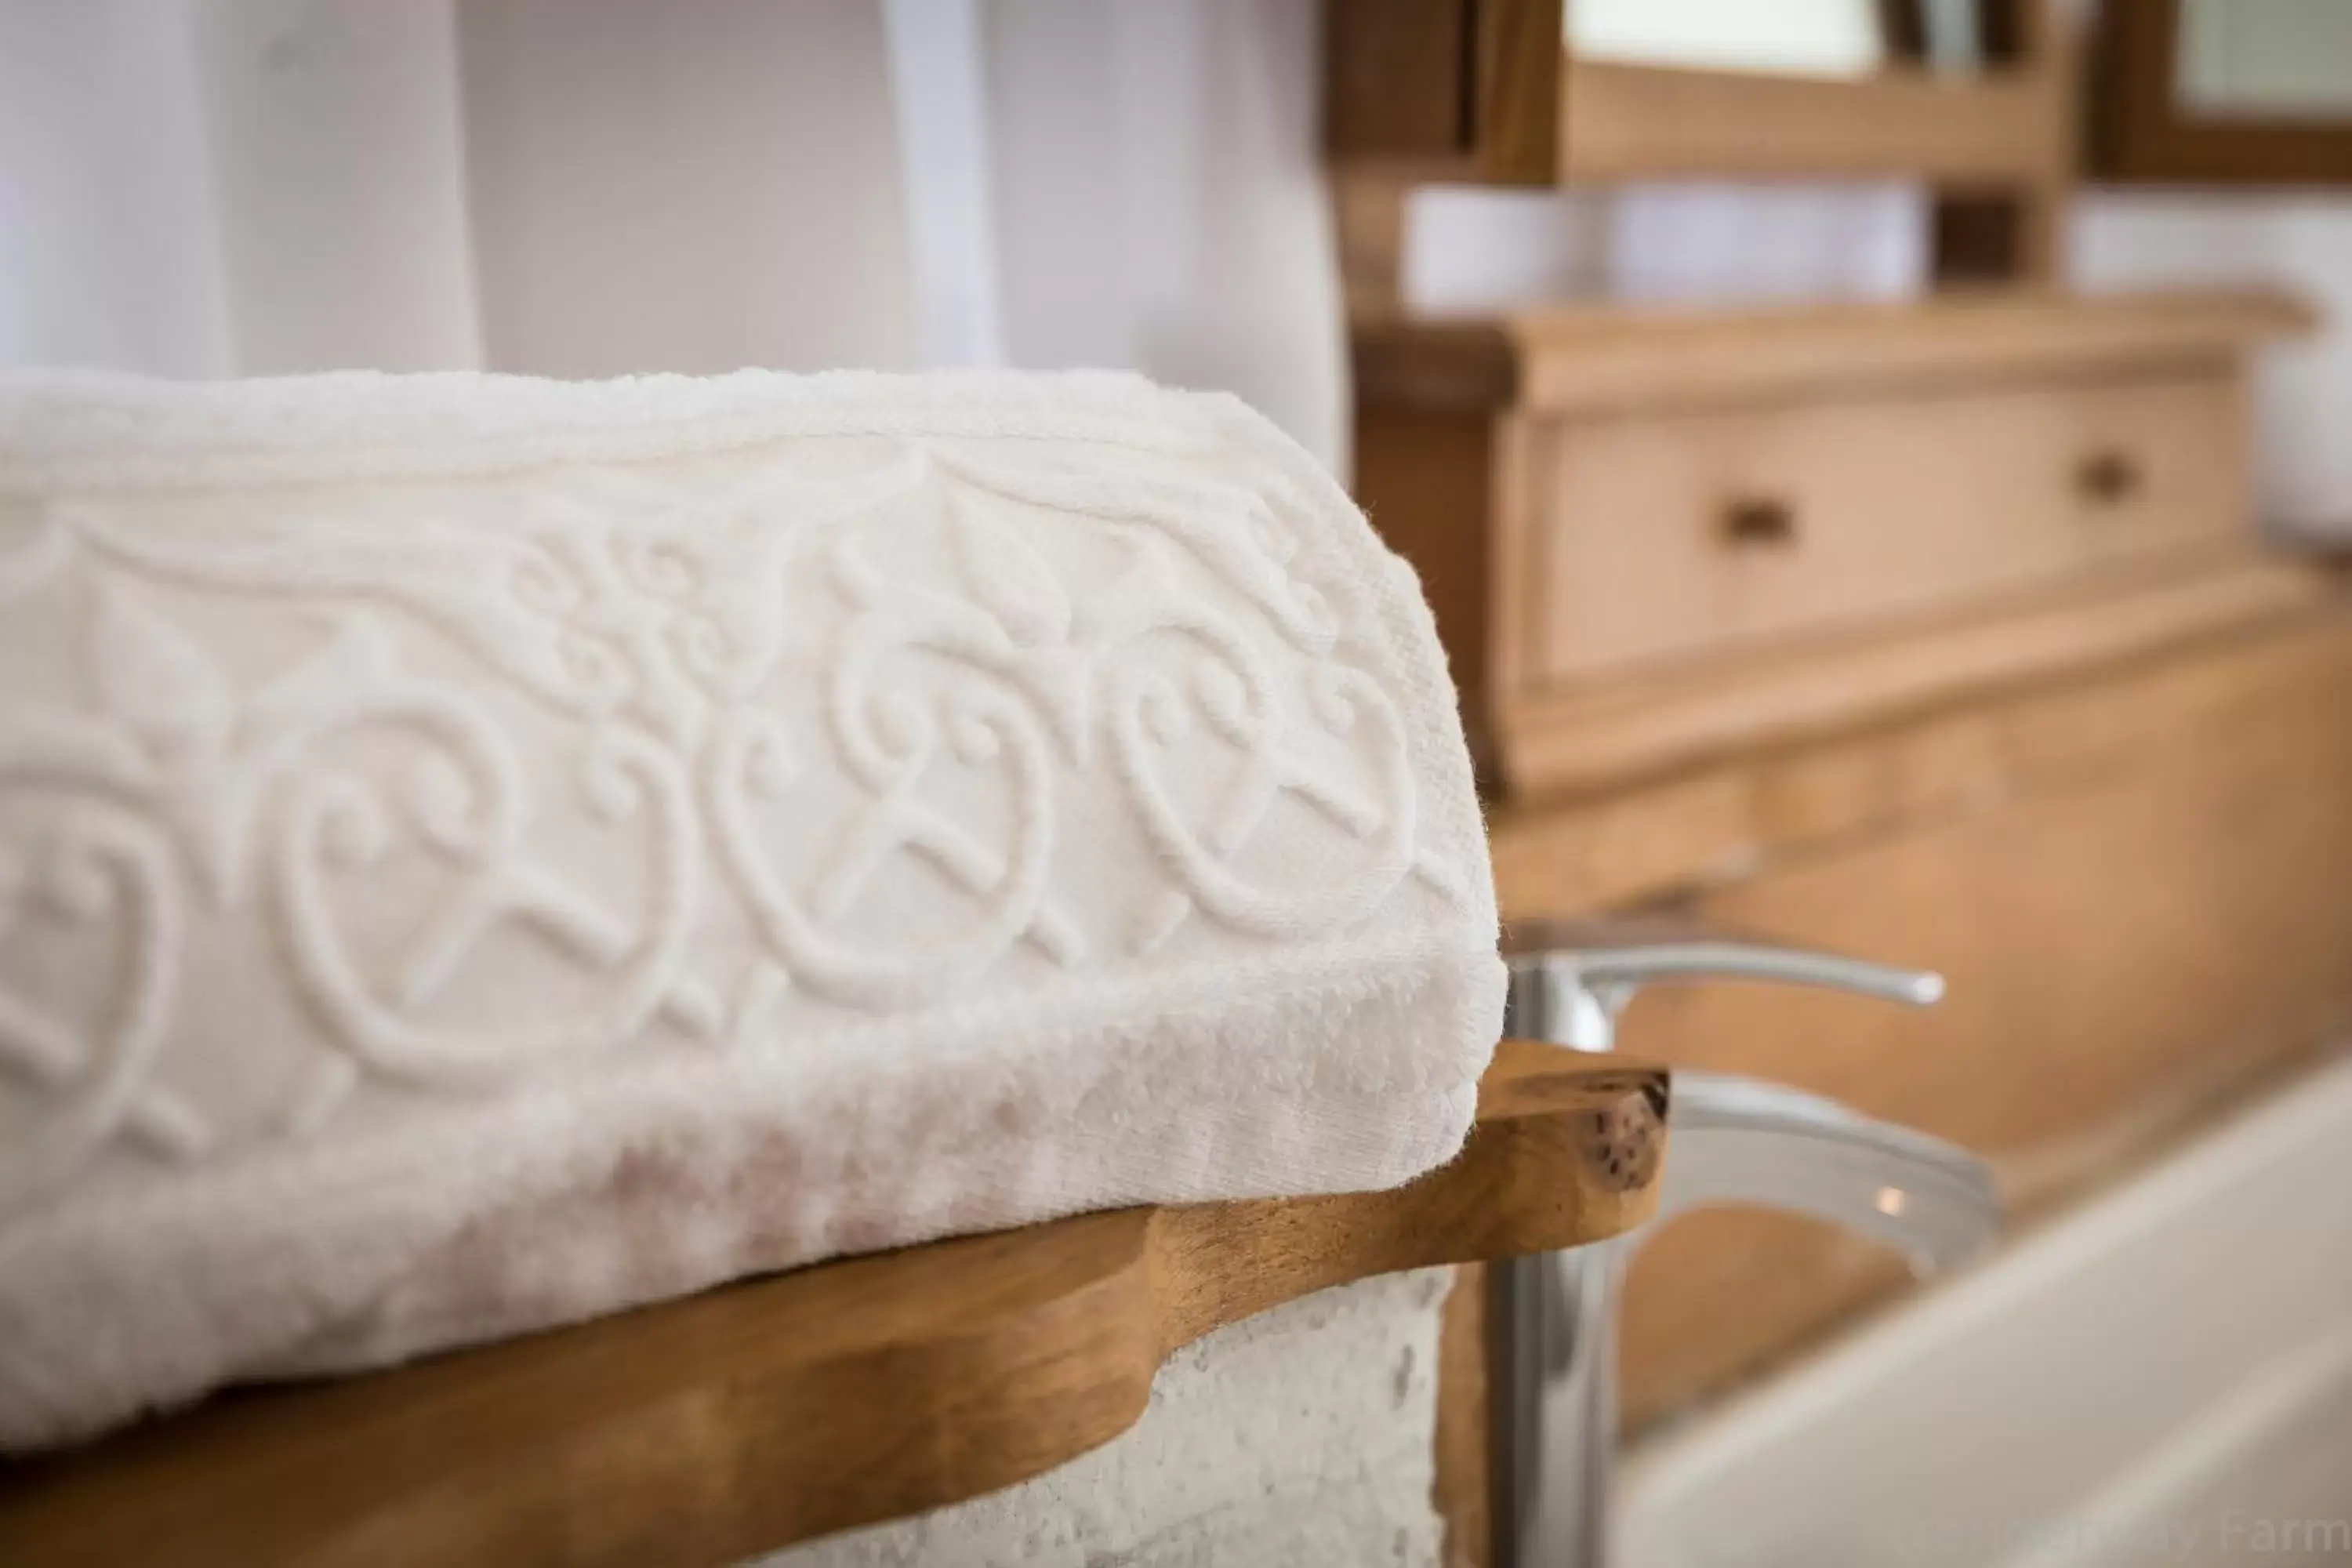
xmin=0 ymin=438 xmax=1474 ymax=1216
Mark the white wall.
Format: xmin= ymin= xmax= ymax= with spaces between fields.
xmin=1405 ymin=184 xmax=1926 ymax=315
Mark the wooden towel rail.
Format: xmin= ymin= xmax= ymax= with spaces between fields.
xmin=0 ymin=1042 xmax=1666 ymax=1566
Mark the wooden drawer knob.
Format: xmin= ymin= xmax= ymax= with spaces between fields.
xmin=2075 ymin=449 xmax=2143 ymax=504
xmin=1719 ymin=495 xmax=1799 ymax=548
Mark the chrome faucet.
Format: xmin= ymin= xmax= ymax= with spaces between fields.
xmin=1495 ymin=917 xmax=2002 ymax=1568
xmin=1503 ymin=916 xmax=1946 ymax=1053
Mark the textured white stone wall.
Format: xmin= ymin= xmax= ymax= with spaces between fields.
xmin=773 ymin=1268 xmax=1454 ymax=1568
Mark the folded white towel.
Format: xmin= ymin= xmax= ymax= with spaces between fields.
xmin=0 ymin=369 xmax=1501 ymax=1451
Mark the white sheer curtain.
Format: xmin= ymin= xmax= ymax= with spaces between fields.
xmin=1 ymin=0 xmax=482 ymax=376
xmin=0 ymin=0 xmax=1347 ymax=470
xmin=13 ymin=1 xmax=2352 ymax=528
xmin=980 ymin=0 xmax=1345 ymax=471
xmin=2 ymin=0 xmax=241 ymax=377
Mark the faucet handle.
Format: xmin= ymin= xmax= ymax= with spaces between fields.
xmin=1501 ymin=915 xmax=1944 ymax=1052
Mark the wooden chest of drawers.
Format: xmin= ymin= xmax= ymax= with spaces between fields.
xmin=1358 ymin=289 xmax=2316 ymax=797
xmin=1353 ymin=287 xmax=2352 ymax=1440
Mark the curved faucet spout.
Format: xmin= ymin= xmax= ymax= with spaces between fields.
xmin=1664 ymin=1071 xmax=2001 ymax=1271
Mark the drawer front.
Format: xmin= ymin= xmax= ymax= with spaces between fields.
xmin=1520 ymin=372 xmax=2249 ymax=683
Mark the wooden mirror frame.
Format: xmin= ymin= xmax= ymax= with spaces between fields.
xmin=2091 ymin=0 xmax=2352 ymax=183
xmin=1325 ymin=0 xmax=2076 ymax=310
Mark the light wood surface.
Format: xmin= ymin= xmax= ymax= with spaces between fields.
xmin=1348 ymin=290 xmax=2318 ymax=800
xmin=1517 ymin=370 xmax=2249 ymax=684
xmin=1334 ymin=171 xmax=1414 ymax=324
xmin=1487 ymin=588 xmax=2352 ymax=914
xmin=1468 ymin=0 xmax=1563 ymax=185
xmin=1495 ymin=550 xmax=2331 ymax=797
xmin=2005 ymin=0 xmax=2073 ymax=281
xmin=1432 ymin=1263 xmax=1494 ymax=1568
xmin=1353 ymin=291 xmax=2314 ymax=418
xmin=1354 ymin=316 xmax=1519 ymax=411
xmin=1552 ymin=0 xmax=2077 ymax=283
xmin=1321 ymin=0 xmax=1472 ymax=168
xmin=1355 ymin=397 xmax=1502 ymax=776
xmin=1504 ymin=289 xmax=2313 ymax=417
xmin=1557 ymin=58 xmax=2063 ymax=186
xmin=1323 ymin=0 xmax=1563 ymax=186
xmin=1486 ymin=607 xmax=2352 ymax=1430
xmin=0 ymin=1045 xmax=1664 ymax=1568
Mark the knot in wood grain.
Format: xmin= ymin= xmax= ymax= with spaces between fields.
xmin=1576 ymin=1073 xmax=1667 ymax=1193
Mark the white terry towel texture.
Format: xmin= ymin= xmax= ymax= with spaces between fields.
xmin=0 ymin=369 xmax=1502 ymax=1451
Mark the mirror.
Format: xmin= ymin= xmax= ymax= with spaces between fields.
xmin=1563 ymin=0 xmax=1994 ymax=79
xmin=2095 ymin=0 xmax=2352 ymax=181
xmin=1566 ymin=0 xmax=1887 ymax=78
xmin=2177 ymin=0 xmax=2352 ymax=120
